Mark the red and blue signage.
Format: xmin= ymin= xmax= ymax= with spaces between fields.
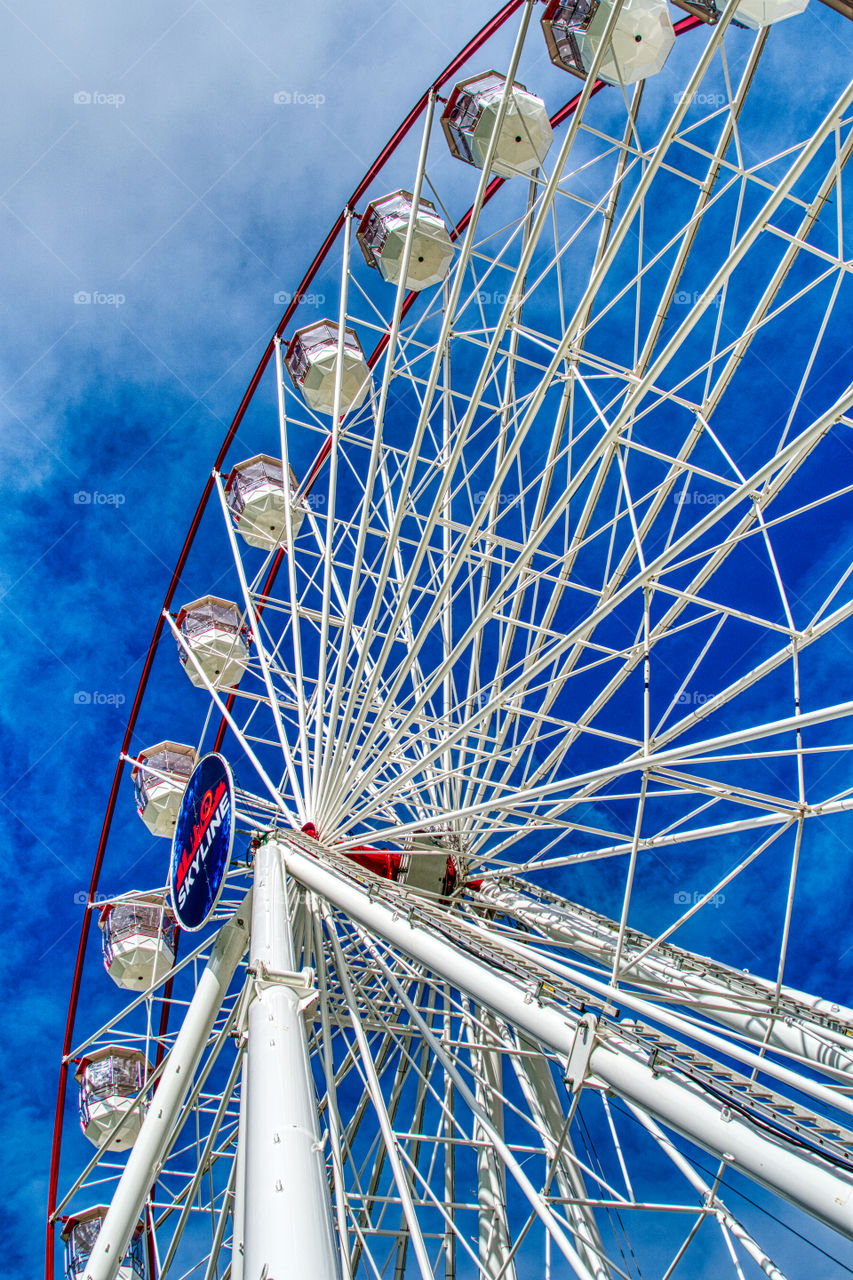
xmin=170 ymin=753 xmax=235 ymax=931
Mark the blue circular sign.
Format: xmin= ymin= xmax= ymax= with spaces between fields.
xmin=170 ymin=753 xmax=235 ymax=931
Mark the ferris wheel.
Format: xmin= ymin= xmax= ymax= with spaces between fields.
xmin=47 ymin=1 xmax=853 ymax=1277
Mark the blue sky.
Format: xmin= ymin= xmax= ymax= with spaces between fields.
xmin=0 ymin=3 xmax=501 ymax=1269
xmin=2 ymin=2 xmax=853 ymax=1276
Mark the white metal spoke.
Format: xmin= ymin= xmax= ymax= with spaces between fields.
xmin=56 ymin=14 xmax=853 ymax=1279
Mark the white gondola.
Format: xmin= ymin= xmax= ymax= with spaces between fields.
xmin=176 ymin=595 xmax=249 ymax=690
xmin=284 ymin=321 xmax=370 ymax=417
xmin=62 ymin=1207 xmax=146 ymax=1279
xmin=225 ymin=454 xmax=306 ymax=550
xmin=542 ymin=0 xmax=675 ymax=85
xmin=132 ymin=740 xmax=196 ymax=837
xmin=357 ymin=191 xmax=454 ymax=292
xmin=441 ymin=71 xmax=553 ymax=178
xmin=76 ymin=1046 xmax=149 ymax=1151
xmin=735 ymin=0 xmax=809 ymax=28
xmin=98 ymin=897 xmax=176 ymax=990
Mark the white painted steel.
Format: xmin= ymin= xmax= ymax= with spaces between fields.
xmin=626 ymin=1104 xmax=787 ymax=1280
xmin=465 ymin=1008 xmax=517 ymax=1280
xmin=511 ymin=1040 xmax=612 ymax=1280
xmin=55 ymin=8 xmax=853 ymax=1276
xmin=83 ymin=899 xmax=251 ymax=1280
xmin=242 ymin=840 xmax=338 ymax=1280
xmin=278 ymin=840 xmax=853 ymax=1238
xmin=477 ymin=880 xmax=853 ymax=1080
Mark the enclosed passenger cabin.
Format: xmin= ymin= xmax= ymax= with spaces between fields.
xmin=285 ymin=321 xmax=370 ymax=417
xmin=357 ymin=191 xmax=454 ymax=292
xmin=99 ymin=897 xmax=176 ymax=990
xmin=734 ymin=0 xmax=808 ymax=26
xmin=132 ymin=741 xmax=196 ymax=837
xmin=225 ymin=454 xmax=306 ymax=550
xmin=401 ymin=827 xmax=465 ymax=898
xmin=62 ymin=1207 xmax=145 ymax=1280
xmin=176 ymin=596 xmax=249 ymax=691
xmin=441 ymin=72 xmax=553 ymax=179
xmin=542 ymin=0 xmax=675 ymax=85
xmin=76 ymin=1046 xmax=149 ymax=1151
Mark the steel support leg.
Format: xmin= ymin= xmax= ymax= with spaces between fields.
xmin=279 ymin=842 xmax=853 ymax=1238
xmin=465 ymin=1007 xmax=517 ymax=1280
xmin=242 ymin=839 xmax=338 ymax=1280
xmin=231 ymin=1054 xmax=248 ymax=1280
xmin=512 ymin=1037 xmax=612 ymax=1280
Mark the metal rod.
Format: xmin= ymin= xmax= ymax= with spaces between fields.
xmin=84 ymin=898 xmax=252 ymax=1280
xmin=242 ymin=841 xmax=338 ymax=1278
xmin=278 ymin=841 xmax=853 ymax=1237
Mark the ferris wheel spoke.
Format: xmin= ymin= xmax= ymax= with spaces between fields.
xmin=157 ymin=1046 xmax=244 ymax=1277
xmin=320 ymin=103 xmax=441 ymax=818
xmin=322 ymin=194 xmax=581 ymax=803
xmin=343 ymin=342 xmax=853 ymax=834
xmin=312 ymin=212 xmax=357 ymax=816
xmin=357 ymin=925 xmax=606 ymax=1280
xmin=163 ymin=609 xmax=297 ymax=821
xmin=321 ymin=903 xmax=437 ymax=1280
xmin=55 ymin=10 xmax=853 ymax=1276
xmin=317 ymin=9 xmax=539 ymax=803
xmin=272 ymin=336 xmax=314 ymax=799
xmin=480 ymin=387 xmax=849 ymax=815
xmin=482 ymin=391 xmax=853 ymax=812
xmin=360 ymin=693 xmax=853 ymax=843
xmin=214 ymin=471 xmax=307 ymax=821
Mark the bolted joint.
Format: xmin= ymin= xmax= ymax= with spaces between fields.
xmin=248 ymin=961 xmax=319 ymax=1019
xmin=564 ymin=1012 xmax=599 ymax=1093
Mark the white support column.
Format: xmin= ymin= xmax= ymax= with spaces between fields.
xmin=276 ymin=841 xmax=853 ymax=1239
xmin=464 ymin=1006 xmax=517 ymax=1280
xmin=85 ymin=899 xmax=252 ymax=1280
xmin=242 ymin=839 xmax=338 ymax=1280
xmin=510 ymin=1039 xmax=612 ymax=1280
xmin=478 ymin=881 xmax=853 ymax=1080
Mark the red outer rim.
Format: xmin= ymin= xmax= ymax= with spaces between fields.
xmin=44 ymin=6 xmax=524 ymax=1272
xmin=45 ymin=11 xmax=702 ymax=1275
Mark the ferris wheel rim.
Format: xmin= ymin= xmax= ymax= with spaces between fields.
xmin=48 ymin=4 xmax=853 ymax=1275
xmin=44 ymin=6 xmax=536 ymax=1270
